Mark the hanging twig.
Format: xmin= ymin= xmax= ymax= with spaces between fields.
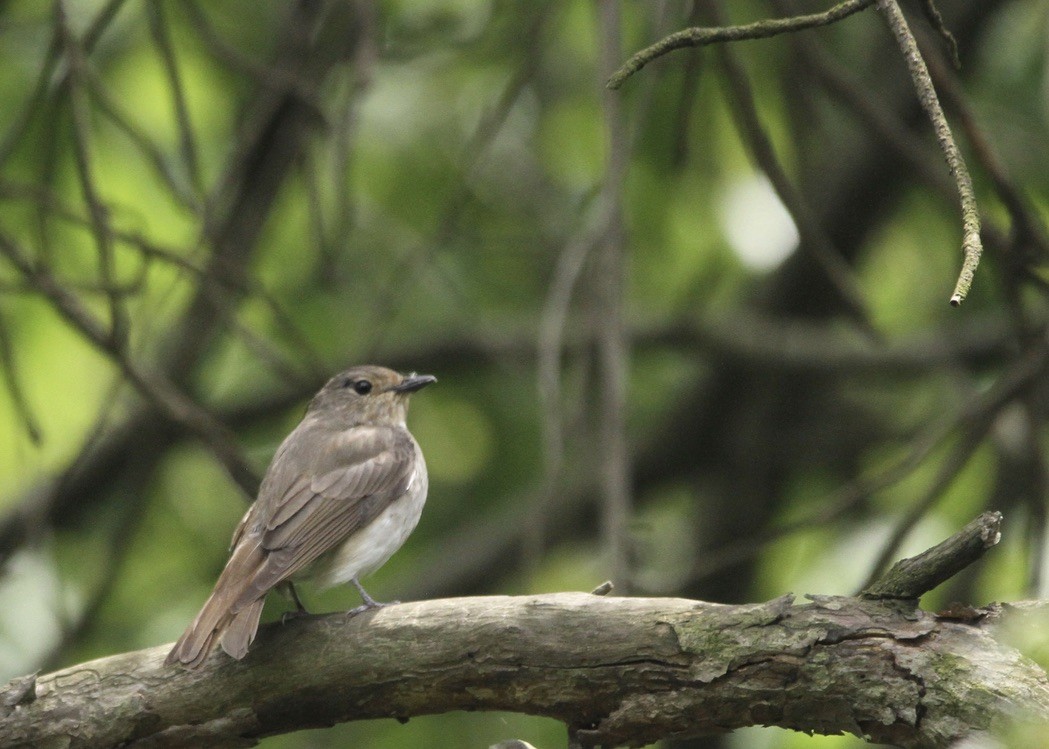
xmin=874 ymin=0 xmax=982 ymax=305
xmin=917 ymin=0 xmax=960 ymax=69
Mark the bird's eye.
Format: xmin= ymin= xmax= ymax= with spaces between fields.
xmin=353 ymin=379 xmax=373 ymax=395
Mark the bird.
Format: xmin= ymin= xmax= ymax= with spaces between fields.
xmin=166 ymin=365 xmax=435 ymax=669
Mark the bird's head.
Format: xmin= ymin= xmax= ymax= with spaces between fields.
xmin=308 ymin=365 xmax=436 ymax=426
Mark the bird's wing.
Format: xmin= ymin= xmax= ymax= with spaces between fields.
xmin=227 ymin=425 xmax=416 ymax=611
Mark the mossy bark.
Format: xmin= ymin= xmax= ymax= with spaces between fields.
xmin=2 ymin=592 xmax=1048 ymax=748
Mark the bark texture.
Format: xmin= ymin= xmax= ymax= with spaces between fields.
xmin=2 ymin=592 xmax=1048 ymax=748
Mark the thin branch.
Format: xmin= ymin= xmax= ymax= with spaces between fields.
xmin=607 ymin=0 xmax=875 ymax=89
xmin=57 ymin=1 xmax=128 ymax=348
xmin=0 ymin=177 xmax=324 ymax=387
xmin=0 ymin=0 xmax=127 ymax=170
xmin=917 ymin=0 xmax=960 ymax=69
xmin=874 ymin=0 xmax=982 ymax=306
xmin=0 ymin=23 xmax=62 ymax=171
xmin=360 ymin=7 xmax=555 ymax=360
xmin=315 ymin=3 xmax=377 ymax=284
xmin=667 ymin=2 xmax=709 ymax=169
xmin=595 ymin=0 xmax=633 ymax=591
xmin=179 ymin=0 xmax=321 ymax=101
xmin=536 ymin=202 xmax=601 ymax=564
xmin=79 ymin=61 xmax=199 ymax=211
xmin=145 ymin=2 xmax=204 ymax=202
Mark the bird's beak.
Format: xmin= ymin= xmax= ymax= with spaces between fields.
xmin=390 ymin=373 xmax=437 ymax=393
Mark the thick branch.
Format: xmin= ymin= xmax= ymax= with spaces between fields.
xmin=3 ymin=592 xmax=1048 ymax=748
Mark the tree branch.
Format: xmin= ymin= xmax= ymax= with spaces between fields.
xmin=3 ymin=585 xmax=1048 ymax=748
xmin=607 ymin=0 xmax=874 ymax=89
xmin=862 ymin=511 xmax=1002 ymax=599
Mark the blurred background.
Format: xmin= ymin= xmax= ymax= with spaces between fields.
xmin=0 ymin=0 xmax=1047 ymax=747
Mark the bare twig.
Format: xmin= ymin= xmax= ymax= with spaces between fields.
xmin=0 ymin=177 xmax=323 ymax=387
xmin=536 ymin=205 xmax=600 ymax=560
xmin=79 ymin=61 xmax=199 ymax=211
xmin=179 ymin=0 xmax=320 ymax=101
xmin=316 ymin=4 xmax=377 ymax=284
xmin=667 ymin=2 xmax=709 ymax=169
xmin=874 ymin=0 xmax=982 ymax=305
xmin=862 ymin=511 xmax=1002 ymax=599
xmin=358 ymin=3 xmax=555 ymax=360
xmin=0 ymin=24 xmax=62 ymax=171
xmin=607 ymin=0 xmax=875 ymax=89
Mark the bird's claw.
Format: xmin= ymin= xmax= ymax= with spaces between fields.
xmin=344 ymin=599 xmax=399 ymax=619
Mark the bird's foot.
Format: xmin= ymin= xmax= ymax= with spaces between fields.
xmin=345 ymin=578 xmax=399 ymax=618
xmin=278 ymin=581 xmax=310 ymax=624
xmin=344 ymin=598 xmax=400 ymax=619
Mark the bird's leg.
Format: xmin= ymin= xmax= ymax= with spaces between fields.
xmin=345 ymin=578 xmax=399 ymax=618
xmin=279 ymin=581 xmax=311 ymax=624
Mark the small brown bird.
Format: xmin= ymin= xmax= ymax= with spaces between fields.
xmin=166 ymin=365 xmax=435 ymax=669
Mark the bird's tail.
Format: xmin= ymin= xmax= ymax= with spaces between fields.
xmin=165 ymin=544 xmax=267 ymax=669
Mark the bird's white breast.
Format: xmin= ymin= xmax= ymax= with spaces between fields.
xmin=315 ymin=441 xmax=428 ymax=588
